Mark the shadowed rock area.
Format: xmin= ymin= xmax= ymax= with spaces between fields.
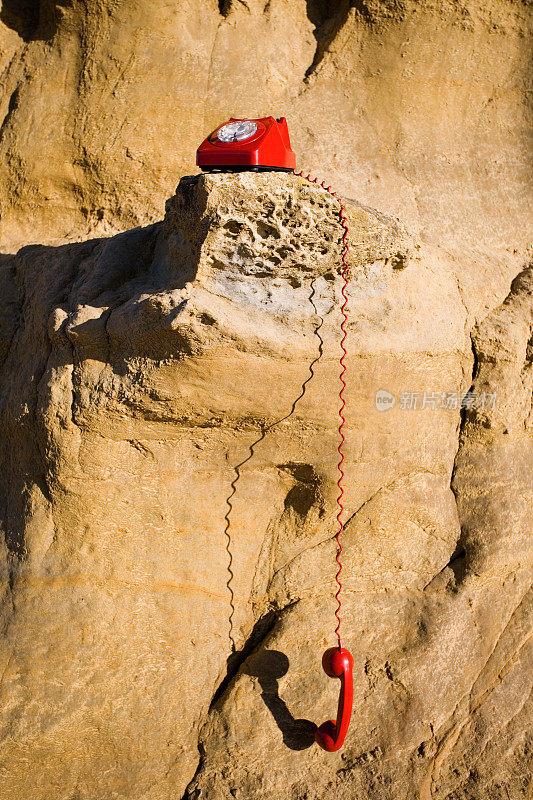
xmin=0 ymin=173 xmax=530 ymax=799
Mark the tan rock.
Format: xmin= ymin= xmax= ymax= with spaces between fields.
xmin=0 ymin=1 xmax=531 ymax=264
xmin=0 ymin=173 xmax=530 ymax=799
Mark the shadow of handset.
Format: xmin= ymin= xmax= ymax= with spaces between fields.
xmin=245 ymin=649 xmax=317 ymax=751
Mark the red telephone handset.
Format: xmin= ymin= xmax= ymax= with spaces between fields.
xmin=315 ymin=647 xmax=354 ymax=752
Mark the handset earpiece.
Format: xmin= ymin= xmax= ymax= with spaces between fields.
xmin=315 ymin=646 xmax=354 ymax=752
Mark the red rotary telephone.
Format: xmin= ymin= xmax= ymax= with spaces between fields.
xmin=196 ymin=117 xmax=354 ymax=753
xmin=196 ymin=117 xmax=296 ymax=171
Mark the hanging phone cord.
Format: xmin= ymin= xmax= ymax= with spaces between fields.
xmin=294 ymin=171 xmax=349 ymax=651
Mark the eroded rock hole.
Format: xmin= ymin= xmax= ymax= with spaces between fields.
xmin=218 ymin=0 xmax=232 ymax=17
xmin=447 ymin=537 xmax=468 ymax=587
xmin=279 ymin=463 xmax=322 ymax=518
xmin=277 ymin=246 xmax=295 ymax=258
xmin=224 ymin=220 xmax=242 ymax=236
xmin=390 ymin=252 xmax=408 ymax=270
xmin=256 ymin=220 xmax=281 ymax=240
xmin=1 ymin=0 xmax=40 ymax=40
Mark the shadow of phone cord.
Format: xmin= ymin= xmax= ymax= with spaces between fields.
xmin=223 ymin=276 xmax=325 ymax=651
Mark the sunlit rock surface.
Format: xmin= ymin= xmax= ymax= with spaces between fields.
xmin=0 ymin=0 xmax=531 ymax=264
xmin=0 ymin=173 xmax=531 ymax=799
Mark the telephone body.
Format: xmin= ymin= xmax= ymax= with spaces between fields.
xmin=196 ymin=117 xmax=296 ymax=171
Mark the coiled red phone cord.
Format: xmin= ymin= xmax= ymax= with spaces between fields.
xmin=294 ymin=171 xmax=349 ymax=651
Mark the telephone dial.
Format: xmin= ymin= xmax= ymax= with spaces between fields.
xmin=196 ymin=117 xmax=354 ymax=753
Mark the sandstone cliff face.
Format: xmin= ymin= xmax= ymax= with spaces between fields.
xmin=0 ymin=0 xmax=532 ymax=261
xmin=0 ymin=173 xmax=531 ymax=799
